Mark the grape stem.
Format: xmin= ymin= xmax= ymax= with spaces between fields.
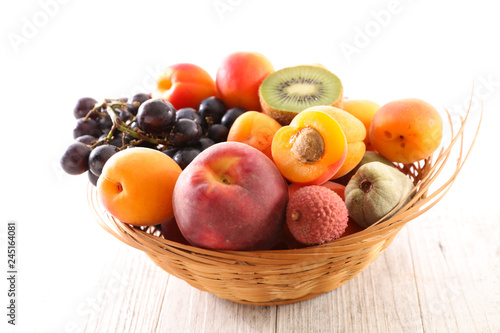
xmin=84 ymin=99 xmax=172 ymax=149
xmin=105 ymin=104 xmax=163 ymax=144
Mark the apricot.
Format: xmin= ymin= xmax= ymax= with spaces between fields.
xmin=341 ymin=99 xmax=380 ymax=147
xmin=154 ymin=63 xmax=217 ymax=110
xmin=227 ymin=111 xmax=282 ymax=160
xmin=272 ymin=110 xmax=347 ymax=185
xmin=303 ymin=105 xmax=366 ymax=179
xmin=97 ymin=148 xmax=182 ymax=226
xmin=216 ymin=52 xmax=274 ymax=111
xmin=370 ymin=98 xmax=443 ymax=164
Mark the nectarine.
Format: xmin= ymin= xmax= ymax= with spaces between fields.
xmin=154 ymin=63 xmax=217 ymax=110
xmin=216 ymin=52 xmax=274 ymax=111
xmin=173 ymin=142 xmax=288 ymax=250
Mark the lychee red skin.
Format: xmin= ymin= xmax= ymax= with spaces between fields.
xmin=286 ymin=185 xmax=349 ymax=246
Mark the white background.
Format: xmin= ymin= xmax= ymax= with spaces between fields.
xmin=1 ymin=0 xmax=499 ymax=332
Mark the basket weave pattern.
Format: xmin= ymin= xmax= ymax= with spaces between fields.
xmin=89 ymin=107 xmax=480 ymax=305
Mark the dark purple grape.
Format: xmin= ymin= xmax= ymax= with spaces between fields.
xmin=98 ymin=114 xmax=113 ymax=133
xmin=124 ymin=121 xmax=140 ymax=142
xmin=60 ymin=142 xmax=92 ymax=175
xmin=198 ymin=97 xmax=226 ymax=126
xmin=88 ymin=170 xmax=99 ymax=186
xmin=75 ymin=135 xmax=96 ymax=145
xmin=137 ymin=99 xmax=176 ymax=134
xmin=89 ymin=144 xmax=120 ymax=176
xmin=196 ymin=138 xmax=215 ymax=151
xmin=128 ymin=93 xmax=151 ymax=115
xmin=73 ymin=97 xmax=98 ymax=119
xmin=173 ymin=148 xmax=201 ymax=169
xmin=73 ymin=118 xmax=102 ymax=139
xmin=162 ymin=148 xmax=178 ymax=158
xmin=107 ymin=133 xmax=130 ymax=148
xmin=129 ymin=121 xmax=139 ymax=131
xmin=135 ymin=140 xmax=159 ymax=149
xmin=221 ymin=107 xmax=246 ymax=129
xmin=176 ymin=107 xmax=203 ymax=127
xmin=208 ymin=124 xmax=229 ymax=143
xmin=117 ymin=109 xmax=132 ymax=123
xmin=169 ymin=118 xmax=202 ymax=147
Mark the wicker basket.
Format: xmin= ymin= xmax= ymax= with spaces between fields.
xmin=88 ymin=107 xmax=480 ymax=306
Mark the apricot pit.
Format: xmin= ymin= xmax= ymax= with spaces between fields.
xmin=291 ymin=127 xmax=325 ymax=163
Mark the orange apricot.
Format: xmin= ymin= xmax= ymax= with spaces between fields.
xmin=303 ymin=105 xmax=366 ymax=179
xmin=226 ymin=111 xmax=282 ymax=160
xmin=271 ymin=110 xmax=347 ymax=185
xmin=370 ymin=98 xmax=443 ymax=164
xmin=97 ymin=148 xmax=182 ymax=226
xmin=341 ymin=99 xmax=380 ymax=147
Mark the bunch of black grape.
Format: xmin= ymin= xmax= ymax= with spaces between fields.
xmin=60 ymin=94 xmax=247 ymax=186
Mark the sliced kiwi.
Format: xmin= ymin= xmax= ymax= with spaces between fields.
xmin=259 ymin=65 xmax=343 ymax=125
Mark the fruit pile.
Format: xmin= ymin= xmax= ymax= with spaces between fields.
xmin=61 ymin=52 xmax=444 ymax=251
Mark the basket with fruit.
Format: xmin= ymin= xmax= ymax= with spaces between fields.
xmin=62 ymin=52 xmax=481 ymax=305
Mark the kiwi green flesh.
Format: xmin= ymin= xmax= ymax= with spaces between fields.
xmin=259 ymin=65 xmax=343 ymax=124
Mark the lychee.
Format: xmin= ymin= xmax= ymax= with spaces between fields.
xmin=286 ymin=185 xmax=349 ymax=246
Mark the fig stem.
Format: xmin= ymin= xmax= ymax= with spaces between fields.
xmin=360 ymin=179 xmax=373 ymax=193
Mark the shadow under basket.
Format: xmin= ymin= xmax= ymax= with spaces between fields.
xmin=88 ymin=107 xmax=481 ymax=306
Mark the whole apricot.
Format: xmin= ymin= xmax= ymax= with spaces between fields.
xmin=370 ymin=98 xmax=443 ymax=164
xmin=97 ymin=148 xmax=182 ymax=226
xmin=216 ymin=52 xmax=274 ymax=111
xmin=227 ymin=111 xmax=282 ymax=160
xmin=341 ymin=99 xmax=380 ymax=147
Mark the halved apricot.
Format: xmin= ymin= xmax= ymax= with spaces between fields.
xmin=303 ymin=105 xmax=367 ymax=179
xmin=271 ymin=110 xmax=347 ymax=185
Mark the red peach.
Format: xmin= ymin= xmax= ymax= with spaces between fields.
xmin=216 ymin=52 xmax=274 ymax=111
xmin=173 ymin=142 xmax=288 ymax=251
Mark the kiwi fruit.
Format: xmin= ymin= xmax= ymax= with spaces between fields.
xmin=259 ymin=65 xmax=343 ymax=125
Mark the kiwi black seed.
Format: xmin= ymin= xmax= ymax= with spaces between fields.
xmin=259 ymin=65 xmax=343 ymax=125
